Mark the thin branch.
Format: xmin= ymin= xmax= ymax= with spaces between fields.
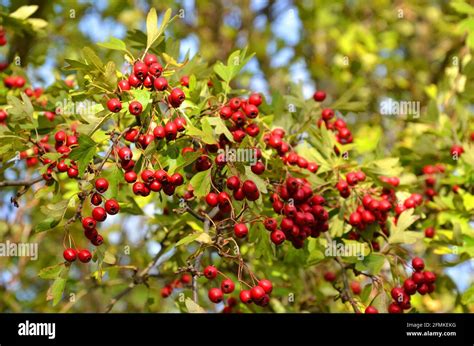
xmin=0 ymin=175 xmax=43 ymax=187
xmin=324 ymin=233 xmax=360 ymax=313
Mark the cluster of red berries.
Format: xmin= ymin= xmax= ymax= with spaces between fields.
xmin=153 ymin=117 xmax=187 ymax=142
xmin=264 ymin=128 xmax=319 ymax=173
xmin=398 ymin=192 xmax=424 ymax=212
xmin=118 ymin=146 xmax=184 ymax=196
xmin=3 ymin=75 xmax=26 ymax=89
xmin=81 ymin=177 xmax=120 ymax=246
xmin=203 ymin=265 xmax=273 ymax=308
xmin=63 ymin=248 xmax=92 ymax=263
xmin=316 ymin=111 xmax=353 ymax=146
xmin=335 ymin=170 xmax=367 ymax=198
xmin=388 ymin=257 xmax=436 ymax=313
xmin=268 ymin=176 xmax=329 ymax=248
xmin=219 ymin=93 xmax=262 ymax=142
xmin=421 ymin=164 xmax=445 ymax=200
xmin=205 ymin=176 xmax=261 ymax=214
xmin=115 ymin=53 xmax=186 ymax=108
xmin=160 ymin=274 xmax=192 ymax=298
xmin=39 ymin=130 xmax=80 ymax=180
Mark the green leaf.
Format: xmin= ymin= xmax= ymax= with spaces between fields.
xmin=461 ymin=285 xmax=474 ymax=305
xmin=355 ymin=254 xmax=386 ymax=274
xmin=82 ymin=46 xmax=103 ymax=71
xmin=38 ymin=263 xmax=64 ymax=279
xmin=189 ymin=171 xmax=211 ymax=198
xmin=130 ymin=89 xmax=152 ymax=111
xmin=103 ymin=251 xmax=116 ymax=265
xmin=206 ymin=117 xmax=235 ymax=142
xmin=451 ymin=1 xmax=474 ymax=15
xmin=146 ymin=8 xmax=172 ymax=51
xmin=176 ymin=232 xmax=201 ymax=247
xmin=97 ymin=37 xmax=127 ymax=51
xmin=47 ymin=266 xmax=69 ymax=306
xmin=185 ymin=298 xmax=206 ymax=313
xmin=35 ymin=217 xmax=61 ymax=233
xmin=10 ymin=5 xmax=38 ymax=19
xmin=68 ymin=135 xmax=97 ymax=175
xmin=388 ymin=209 xmax=422 ymax=244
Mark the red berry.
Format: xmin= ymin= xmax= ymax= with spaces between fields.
xmin=251 ymin=161 xmax=265 ymax=175
xmin=221 ymin=279 xmax=235 ymax=294
xmin=324 ymin=272 xmax=336 ymax=282
xmin=169 ymin=173 xmax=184 ymax=186
xmin=169 ymin=88 xmax=185 ymax=108
xmin=244 ymin=104 xmax=259 ymax=118
xmin=365 ymin=306 xmax=378 ymax=314
xmin=417 ymin=283 xmax=429 ymax=295
xmin=321 ymin=108 xmax=334 ymax=121
xmin=153 ymin=125 xmax=166 ymax=139
xmin=229 ymin=97 xmax=241 ymax=110
xmin=91 ymin=234 xmax=104 ymax=246
xmin=164 ymin=121 xmax=178 ymax=140
xmin=424 ymin=227 xmax=435 ymax=238
xmin=349 ymin=212 xmax=362 ymax=226
xmin=133 ymin=61 xmax=148 ymax=79
xmin=412 ymin=271 xmax=425 ymax=285
xmin=63 ymin=248 xmax=77 ymax=262
xmin=263 ymin=218 xmax=277 ymax=231
xmin=180 ymin=75 xmax=189 ymax=87
xmin=129 ymin=100 xmax=143 ymax=116
xmin=78 ymin=249 xmax=92 ymax=263
xmin=95 ymin=178 xmax=109 ymax=193
xmin=350 ymin=281 xmax=361 ymax=295
xmin=271 ymin=230 xmax=286 ymax=245
xmin=54 ymin=130 xmax=67 ymax=143
xmin=250 ymin=286 xmax=266 ymax=302
xmin=258 ymin=279 xmax=273 ymax=294
xmin=313 ymin=90 xmax=326 ymax=102
xmin=82 ymin=216 xmax=97 ymax=231
xmin=118 ymin=147 xmax=132 ymax=161
xmin=124 ymin=171 xmax=137 ymax=183
xmin=144 ymin=54 xmax=158 ymax=66
xmin=239 ymin=290 xmax=252 ymax=304
xmin=107 ymin=98 xmax=122 ymax=113
xmin=139 ymin=169 xmax=153 ymax=183
xmin=248 ymin=93 xmax=262 ymax=106
xmin=92 ymin=207 xmax=107 ymax=222
xmin=67 ymin=166 xmax=79 ymax=178
xmin=148 ymin=62 xmax=163 ymax=77
xmin=203 ymin=265 xmax=218 ymax=280
xmin=118 ymin=80 xmax=130 ymax=91
xmin=208 ymin=288 xmax=223 ymax=303
xmin=128 ymin=74 xmax=141 ymax=87
xmin=220 ymin=106 xmax=233 ymax=119
xmin=423 ymin=271 xmax=436 ymax=283
xmin=105 ymin=199 xmax=120 ymax=215
xmin=161 ymin=286 xmax=172 ymax=298
xmin=388 ymin=303 xmax=403 ymax=314
xmin=403 ymin=279 xmax=417 ymax=295
xmin=234 ymin=223 xmax=248 ymax=238
xmin=206 ymin=193 xmax=219 ymax=207
xmin=226 ymin=176 xmax=241 ymax=190
xmin=412 ymin=257 xmax=425 ymax=272
xmin=153 ymin=77 xmax=168 ymax=91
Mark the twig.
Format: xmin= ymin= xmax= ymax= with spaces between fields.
xmin=191 ymin=207 xmax=219 ymax=303
xmin=0 ymin=176 xmax=43 ymax=187
xmin=324 ymin=233 xmax=360 ymax=313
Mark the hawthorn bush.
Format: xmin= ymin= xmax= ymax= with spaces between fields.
xmin=0 ymin=5 xmax=473 ymax=313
